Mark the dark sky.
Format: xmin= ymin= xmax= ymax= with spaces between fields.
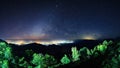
xmin=0 ymin=0 xmax=120 ymax=41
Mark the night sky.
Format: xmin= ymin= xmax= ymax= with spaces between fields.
xmin=0 ymin=0 xmax=120 ymax=41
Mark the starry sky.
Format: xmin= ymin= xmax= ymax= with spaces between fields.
xmin=0 ymin=0 xmax=120 ymax=41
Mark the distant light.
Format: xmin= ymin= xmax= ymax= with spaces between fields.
xmin=32 ymin=40 xmax=73 ymax=45
xmin=6 ymin=40 xmax=32 ymax=45
xmin=82 ymin=35 xmax=96 ymax=40
xmin=6 ymin=40 xmax=73 ymax=45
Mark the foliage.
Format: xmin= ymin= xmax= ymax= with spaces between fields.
xmin=2 ymin=60 xmax=9 ymax=68
xmin=0 ymin=41 xmax=13 ymax=68
xmin=71 ymin=47 xmax=80 ymax=61
xmin=60 ymin=54 xmax=70 ymax=64
xmin=0 ymin=40 xmax=120 ymax=68
xmin=18 ymin=57 xmax=29 ymax=68
xmin=4 ymin=47 xmax=12 ymax=60
xmin=79 ymin=47 xmax=91 ymax=60
xmin=25 ymin=49 xmax=34 ymax=57
xmin=102 ymin=41 xmax=120 ymax=68
xmin=31 ymin=53 xmax=44 ymax=68
xmin=31 ymin=53 xmax=57 ymax=68
xmin=44 ymin=54 xmax=57 ymax=67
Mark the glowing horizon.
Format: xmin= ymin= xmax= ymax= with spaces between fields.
xmin=82 ymin=35 xmax=97 ymax=40
xmin=6 ymin=39 xmax=74 ymax=45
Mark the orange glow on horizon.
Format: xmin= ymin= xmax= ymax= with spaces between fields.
xmin=82 ymin=35 xmax=96 ymax=40
xmin=6 ymin=40 xmax=73 ymax=45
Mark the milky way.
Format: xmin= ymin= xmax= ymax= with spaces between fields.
xmin=0 ymin=0 xmax=120 ymax=41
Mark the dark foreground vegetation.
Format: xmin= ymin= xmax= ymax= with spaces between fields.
xmin=0 ymin=39 xmax=120 ymax=68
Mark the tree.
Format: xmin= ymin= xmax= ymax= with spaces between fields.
xmin=4 ymin=47 xmax=12 ymax=60
xmin=0 ymin=41 xmax=13 ymax=68
xmin=2 ymin=60 xmax=9 ymax=68
xmin=31 ymin=53 xmax=45 ymax=68
xmin=44 ymin=54 xmax=57 ymax=67
xmin=25 ymin=49 xmax=34 ymax=57
xmin=71 ymin=47 xmax=80 ymax=62
xmin=60 ymin=54 xmax=70 ymax=64
xmin=102 ymin=41 xmax=120 ymax=68
xmin=31 ymin=53 xmax=58 ymax=68
xmin=18 ymin=57 xmax=29 ymax=68
xmin=79 ymin=47 xmax=91 ymax=60
xmin=96 ymin=44 xmax=107 ymax=54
